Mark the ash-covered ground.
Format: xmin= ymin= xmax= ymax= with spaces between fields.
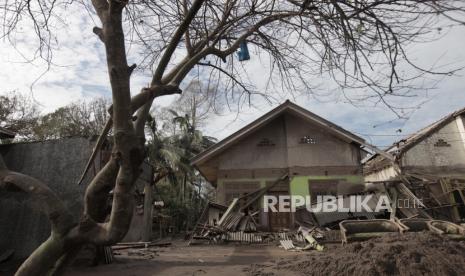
xmin=15 ymin=232 xmax=461 ymax=276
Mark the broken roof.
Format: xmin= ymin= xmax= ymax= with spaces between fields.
xmin=364 ymin=106 xmax=465 ymax=167
xmin=0 ymin=127 xmax=15 ymax=139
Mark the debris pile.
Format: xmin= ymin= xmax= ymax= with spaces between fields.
xmin=188 ymin=166 xmax=465 ymax=255
xmin=279 ymin=232 xmax=465 ymax=276
xmin=189 ymin=174 xmax=290 ymax=244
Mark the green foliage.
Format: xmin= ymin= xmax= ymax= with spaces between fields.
xmin=146 ymin=106 xmax=217 ymax=232
xmin=0 ymin=92 xmax=39 ymax=139
xmin=32 ymin=99 xmax=109 ymax=140
xmin=0 ymin=93 xmax=109 ymax=141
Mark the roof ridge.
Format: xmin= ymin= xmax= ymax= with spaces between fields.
xmin=191 ymin=100 xmax=367 ymax=165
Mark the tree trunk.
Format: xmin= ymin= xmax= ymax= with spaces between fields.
xmin=142 ymin=181 xmax=153 ymax=242
xmin=182 ymin=172 xmax=187 ymax=203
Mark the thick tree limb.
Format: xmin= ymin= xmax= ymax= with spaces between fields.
xmin=152 ymin=0 xmax=206 ymax=85
xmin=84 ymin=158 xmax=119 ymax=222
xmin=0 ymin=169 xmax=74 ymax=235
xmin=78 ymin=84 xmax=181 ymax=186
xmin=15 ymin=236 xmax=68 ymax=276
xmin=0 ymin=154 xmax=77 ymax=276
xmin=134 ymin=101 xmax=152 ymax=137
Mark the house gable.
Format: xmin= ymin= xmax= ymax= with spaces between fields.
xmin=193 ymin=101 xmax=366 ymax=183
xmin=401 ymin=115 xmax=465 ymax=174
xmin=217 ymin=115 xmax=288 ymax=171
xmin=284 ymin=113 xmax=362 ymax=168
xmin=364 ymin=108 xmax=465 ymax=182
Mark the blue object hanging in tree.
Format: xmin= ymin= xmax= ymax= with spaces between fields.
xmin=237 ymin=41 xmax=250 ymax=61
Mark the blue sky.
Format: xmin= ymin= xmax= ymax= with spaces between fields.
xmin=1 ymin=10 xmax=464 ymax=149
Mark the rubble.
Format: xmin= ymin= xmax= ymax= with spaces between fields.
xmin=254 ymin=232 xmax=465 ymax=276
xmin=189 ymin=174 xmax=289 ymax=244
xmin=187 ymin=161 xmax=465 ymax=258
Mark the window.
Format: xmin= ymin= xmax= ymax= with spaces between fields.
xmin=224 ymin=181 xmax=260 ymax=205
xmin=308 ymin=179 xmax=341 ymax=203
xmin=300 ymin=136 xmax=316 ymax=144
xmin=257 ymin=138 xmax=275 ymax=147
xmin=434 ymin=138 xmax=451 ymax=147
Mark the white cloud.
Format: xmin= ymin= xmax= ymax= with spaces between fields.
xmin=1 ymin=7 xmax=465 ymax=150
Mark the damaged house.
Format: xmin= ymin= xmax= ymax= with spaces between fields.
xmin=364 ymin=107 xmax=465 ymax=222
xmin=192 ymin=100 xmax=375 ymax=231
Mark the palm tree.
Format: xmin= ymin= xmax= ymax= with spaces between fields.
xmin=169 ymin=109 xmax=216 ymax=203
xmin=146 ymin=114 xmax=182 ymax=185
xmin=145 ymin=110 xmax=216 ymax=233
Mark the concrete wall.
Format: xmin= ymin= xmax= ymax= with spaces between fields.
xmin=365 ymin=115 xmax=465 ymax=182
xmin=218 ymin=117 xmax=288 ymax=170
xmin=0 ymin=137 xmax=95 ymax=259
xmin=285 ymin=114 xmax=360 ymax=167
xmin=290 ymin=175 xmax=364 ymax=198
xmin=401 ymin=116 xmax=465 ymax=175
xmin=216 ymin=113 xmax=361 ymax=171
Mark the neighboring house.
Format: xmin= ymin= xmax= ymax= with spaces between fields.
xmin=0 ymin=127 xmax=15 ymax=140
xmin=364 ymin=107 xmax=465 ymax=222
xmin=192 ymin=100 xmax=370 ymax=231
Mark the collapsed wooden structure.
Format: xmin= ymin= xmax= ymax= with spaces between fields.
xmin=189 ymin=174 xmax=289 ymax=243
xmin=365 ymin=107 xmax=465 ymax=222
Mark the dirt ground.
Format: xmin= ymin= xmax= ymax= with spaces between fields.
xmin=66 ymin=241 xmax=303 ymax=276
xmin=3 ymin=232 xmax=465 ymax=276
xmin=64 ymin=232 xmax=465 ymax=276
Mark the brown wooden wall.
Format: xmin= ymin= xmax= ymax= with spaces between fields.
xmin=217 ymin=116 xmax=288 ymax=170
xmin=213 ymin=113 xmax=362 ymax=175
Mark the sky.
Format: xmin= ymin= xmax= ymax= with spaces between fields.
xmin=1 ymin=6 xmax=465 ymax=150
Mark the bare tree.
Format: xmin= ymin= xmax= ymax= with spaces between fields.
xmin=33 ymin=98 xmax=110 ymax=140
xmin=0 ymin=92 xmax=40 ymax=140
xmin=167 ymin=79 xmax=225 ymax=130
xmin=1 ymin=1 xmax=465 ymax=275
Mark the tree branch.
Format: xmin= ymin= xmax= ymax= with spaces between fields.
xmin=83 ymin=158 xmax=119 ymax=222
xmin=0 ymin=167 xmax=75 ymax=235
xmin=152 ymin=0 xmax=206 ymax=85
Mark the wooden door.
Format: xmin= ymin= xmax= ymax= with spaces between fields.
xmin=268 ymin=191 xmax=291 ymax=231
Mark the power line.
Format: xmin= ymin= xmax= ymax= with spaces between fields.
xmin=355 ymin=131 xmax=465 ymax=137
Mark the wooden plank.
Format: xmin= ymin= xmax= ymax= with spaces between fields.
xmin=112 ymin=242 xmax=172 ymax=250
xmin=280 ymin=240 xmax=295 ymax=250
xmin=218 ymin=198 xmax=239 ymax=226
xmin=389 ymin=187 xmax=398 ymax=220
xmin=240 ymin=173 xmax=289 ymax=211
